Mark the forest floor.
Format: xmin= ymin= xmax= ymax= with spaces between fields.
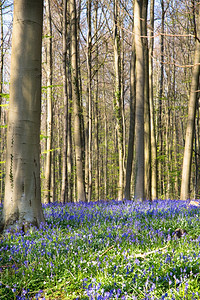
xmin=1 ymin=199 xmax=200 ymax=299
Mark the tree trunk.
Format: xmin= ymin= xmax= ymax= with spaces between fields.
xmin=134 ymin=0 xmax=145 ymax=200
xmin=142 ymin=0 xmax=151 ymax=200
xmin=180 ymin=3 xmax=200 ymax=200
xmin=70 ymin=0 xmax=86 ymax=202
xmin=61 ymin=0 xmax=68 ymax=203
xmin=44 ymin=0 xmax=53 ymax=204
xmin=0 ymin=1 xmax=4 ymax=201
xmin=87 ymin=0 xmax=92 ymax=202
xmin=103 ymin=65 xmax=108 ymax=200
xmin=94 ymin=0 xmax=99 ymax=200
xmin=113 ymin=0 xmax=124 ymax=200
xmin=67 ymin=0 xmax=74 ymax=202
xmin=124 ymin=42 xmax=136 ymax=200
xmin=158 ymin=0 xmax=164 ymax=197
xmin=149 ymin=0 xmax=157 ymax=200
xmin=0 ymin=0 xmax=45 ymax=232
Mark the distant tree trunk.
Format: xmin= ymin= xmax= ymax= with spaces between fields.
xmin=86 ymin=0 xmax=92 ymax=202
xmin=134 ymin=0 xmax=144 ymax=200
xmin=44 ymin=0 xmax=53 ymax=204
xmin=180 ymin=3 xmax=200 ymax=200
xmin=61 ymin=0 xmax=68 ymax=203
xmin=158 ymin=0 xmax=165 ymax=197
xmin=94 ymin=0 xmax=99 ymax=200
xmin=0 ymin=1 xmax=3 ymax=131
xmin=142 ymin=0 xmax=151 ymax=200
xmin=0 ymin=0 xmax=45 ymax=232
xmin=103 ymin=65 xmax=108 ymax=200
xmin=113 ymin=0 xmax=124 ymax=200
xmin=70 ymin=0 xmax=86 ymax=202
xmin=67 ymin=0 xmax=74 ymax=202
xmin=0 ymin=1 xmax=4 ymax=201
xmin=124 ymin=41 xmax=136 ymax=200
xmin=149 ymin=0 xmax=157 ymax=199
xmin=195 ymin=102 xmax=200 ymax=198
xmin=67 ymin=53 xmax=74 ymax=201
xmin=121 ymin=24 xmax=126 ymax=183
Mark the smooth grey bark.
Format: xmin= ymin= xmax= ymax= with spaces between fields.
xmin=61 ymin=0 xmax=68 ymax=203
xmin=134 ymin=0 xmax=145 ymax=200
xmin=70 ymin=0 xmax=86 ymax=202
xmin=142 ymin=0 xmax=151 ymax=200
xmin=0 ymin=0 xmax=45 ymax=232
xmin=86 ymin=0 xmax=92 ymax=202
xmin=44 ymin=0 xmax=53 ymax=204
xmin=67 ymin=9 xmax=74 ymax=202
xmin=124 ymin=44 xmax=136 ymax=200
xmin=113 ymin=0 xmax=124 ymax=200
xmin=94 ymin=0 xmax=99 ymax=200
xmin=149 ymin=0 xmax=157 ymax=200
xmin=158 ymin=0 xmax=164 ymax=196
xmin=180 ymin=3 xmax=200 ymax=200
xmin=103 ymin=71 xmax=108 ymax=200
xmin=0 ymin=1 xmax=4 ymax=201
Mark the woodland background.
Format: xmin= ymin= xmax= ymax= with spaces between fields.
xmin=0 ymin=0 xmax=199 ymax=203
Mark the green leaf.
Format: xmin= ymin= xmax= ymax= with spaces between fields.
xmin=42 ymin=148 xmax=60 ymax=154
xmin=0 ymin=93 xmax=9 ymax=99
xmin=40 ymin=134 xmax=48 ymax=140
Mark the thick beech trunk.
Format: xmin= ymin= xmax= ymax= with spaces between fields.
xmin=134 ymin=0 xmax=145 ymax=200
xmin=1 ymin=0 xmax=45 ymax=232
xmin=61 ymin=0 xmax=68 ymax=203
xmin=180 ymin=3 xmax=200 ymax=200
xmin=44 ymin=0 xmax=53 ymax=204
xmin=70 ymin=0 xmax=86 ymax=202
xmin=113 ymin=0 xmax=124 ymax=200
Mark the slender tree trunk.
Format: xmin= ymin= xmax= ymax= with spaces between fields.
xmin=0 ymin=1 xmax=3 ymax=201
xmin=134 ymin=0 xmax=145 ymax=200
xmin=1 ymin=0 xmax=45 ymax=231
xmin=158 ymin=0 xmax=165 ymax=197
xmin=124 ymin=42 xmax=136 ymax=200
xmin=67 ymin=62 xmax=74 ymax=202
xmin=44 ymin=0 xmax=53 ymax=204
xmin=61 ymin=0 xmax=68 ymax=203
xmin=70 ymin=0 xmax=86 ymax=202
xmin=67 ymin=0 xmax=74 ymax=201
xmin=121 ymin=25 xmax=126 ymax=183
xmin=86 ymin=0 xmax=92 ymax=202
xmin=180 ymin=3 xmax=200 ymax=200
xmin=94 ymin=0 xmax=99 ymax=200
xmin=149 ymin=0 xmax=157 ymax=200
xmin=142 ymin=0 xmax=151 ymax=200
xmin=0 ymin=1 xmax=2 ymax=132
xmin=195 ymin=101 xmax=200 ymax=198
xmin=113 ymin=0 xmax=124 ymax=200
xmin=102 ymin=65 xmax=108 ymax=200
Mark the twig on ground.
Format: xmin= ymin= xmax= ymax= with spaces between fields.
xmin=129 ymin=244 xmax=169 ymax=259
xmin=98 ymin=243 xmax=169 ymax=260
xmin=99 ymin=245 xmax=115 ymax=257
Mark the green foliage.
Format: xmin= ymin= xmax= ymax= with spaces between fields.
xmin=40 ymin=134 xmax=49 ymax=141
xmin=0 ymin=93 xmax=9 ymax=100
xmin=42 ymin=34 xmax=54 ymax=39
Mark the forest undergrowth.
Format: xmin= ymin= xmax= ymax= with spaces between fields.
xmin=1 ymin=199 xmax=200 ymax=299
